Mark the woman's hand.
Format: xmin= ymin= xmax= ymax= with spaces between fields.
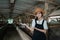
xmin=23 ymin=24 xmax=29 ymax=28
xmin=20 ymin=23 xmax=35 ymax=32
xmin=20 ymin=23 xmax=28 ymax=27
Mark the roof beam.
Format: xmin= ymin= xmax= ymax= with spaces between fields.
xmin=9 ymin=0 xmax=16 ymax=18
xmin=48 ymin=0 xmax=60 ymax=6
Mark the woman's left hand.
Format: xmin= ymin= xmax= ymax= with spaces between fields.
xmin=34 ymin=27 xmax=46 ymax=34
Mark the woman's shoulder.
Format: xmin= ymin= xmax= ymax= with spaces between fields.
xmin=43 ymin=20 xmax=48 ymax=24
xmin=43 ymin=19 xmax=47 ymax=21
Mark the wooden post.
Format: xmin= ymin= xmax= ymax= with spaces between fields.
xmin=44 ymin=0 xmax=49 ymax=20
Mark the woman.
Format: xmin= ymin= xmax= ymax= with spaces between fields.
xmin=25 ymin=7 xmax=48 ymax=40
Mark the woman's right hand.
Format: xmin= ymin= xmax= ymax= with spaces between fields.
xmin=21 ymin=23 xmax=28 ymax=28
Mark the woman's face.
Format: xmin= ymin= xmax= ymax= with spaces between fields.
xmin=36 ymin=12 xmax=42 ymax=18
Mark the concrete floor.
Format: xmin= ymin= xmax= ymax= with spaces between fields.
xmin=2 ymin=26 xmax=22 ymax=40
xmin=3 ymin=30 xmax=22 ymax=40
xmin=0 ymin=24 xmax=60 ymax=40
xmin=0 ymin=24 xmax=31 ymax=40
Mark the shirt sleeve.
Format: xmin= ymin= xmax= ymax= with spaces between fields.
xmin=31 ymin=19 xmax=35 ymax=28
xmin=43 ymin=20 xmax=48 ymax=30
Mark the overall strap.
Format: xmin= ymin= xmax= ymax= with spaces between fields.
xmin=42 ymin=20 xmax=44 ymax=25
xmin=35 ymin=19 xmax=37 ymax=25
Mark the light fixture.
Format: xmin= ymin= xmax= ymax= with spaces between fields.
xmin=10 ymin=0 xmax=15 ymax=3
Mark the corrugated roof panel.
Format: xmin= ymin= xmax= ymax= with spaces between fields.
xmin=0 ymin=0 xmax=9 ymax=8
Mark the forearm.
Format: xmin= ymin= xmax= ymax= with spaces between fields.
xmin=35 ymin=27 xmax=47 ymax=34
xmin=26 ymin=26 xmax=34 ymax=32
xmin=21 ymin=23 xmax=34 ymax=31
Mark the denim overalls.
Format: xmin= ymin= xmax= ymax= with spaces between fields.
xmin=32 ymin=19 xmax=46 ymax=40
